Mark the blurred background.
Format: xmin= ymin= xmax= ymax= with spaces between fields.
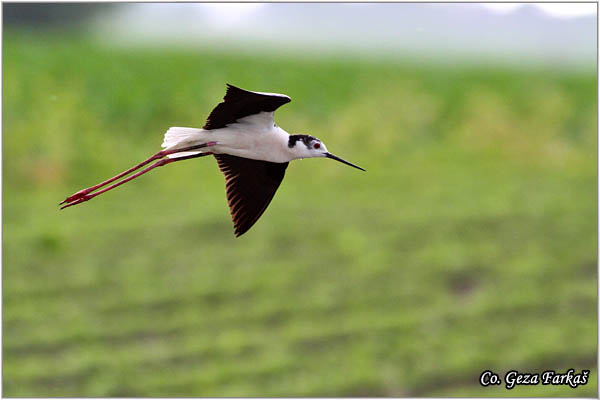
xmin=3 ymin=2 xmax=597 ymax=397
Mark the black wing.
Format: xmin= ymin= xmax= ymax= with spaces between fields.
xmin=203 ymin=84 xmax=291 ymax=130
xmin=214 ymin=154 xmax=288 ymax=237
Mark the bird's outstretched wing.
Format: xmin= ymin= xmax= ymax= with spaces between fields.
xmin=203 ymin=84 xmax=291 ymax=130
xmin=214 ymin=154 xmax=288 ymax=236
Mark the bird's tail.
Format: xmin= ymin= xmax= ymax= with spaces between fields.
xmin=162 ymin=127 xmax=206 ymax=158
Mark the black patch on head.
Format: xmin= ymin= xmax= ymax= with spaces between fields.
xmin=288 ymin=134 xmax=319 ymax=149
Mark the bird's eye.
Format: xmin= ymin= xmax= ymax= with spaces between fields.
xmin=313 ymin=143 xmax=321 ymax=149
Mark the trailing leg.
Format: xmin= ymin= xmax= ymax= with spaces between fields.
xmin=60 ymin=144 xmax=216 ymax=209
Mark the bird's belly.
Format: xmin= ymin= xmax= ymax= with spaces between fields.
xmin=210 ymin=127 xmax=290 ymax=163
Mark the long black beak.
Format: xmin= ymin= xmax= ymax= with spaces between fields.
xmin=325 ymin=153 xmax=366 ymax=171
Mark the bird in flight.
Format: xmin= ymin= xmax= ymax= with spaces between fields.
xmin=60 ymin=84 xmax=365 ymax=236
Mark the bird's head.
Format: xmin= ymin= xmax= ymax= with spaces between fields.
xmin=287 ymin=134 xmax=365 ymax=171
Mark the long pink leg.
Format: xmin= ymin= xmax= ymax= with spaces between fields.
xmin=60 ymin=152 xmax=213 ymax=210
xmin=60 ymin=141 xmax=217 ymax=205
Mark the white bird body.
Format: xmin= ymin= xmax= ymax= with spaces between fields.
xmin=162 ymin=112 xmax=301 ymax=163
xmin=61 ymin=84 xmax=363 ymax=236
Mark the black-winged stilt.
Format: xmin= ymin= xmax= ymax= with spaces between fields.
xmin=60 ymin=84 xmax=365 ymax=236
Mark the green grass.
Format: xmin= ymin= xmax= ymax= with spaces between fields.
xmin=3 ymin=29 xmax=597 ymax=396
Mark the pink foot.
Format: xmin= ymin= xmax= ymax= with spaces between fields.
xmin=60 ymin=194 xmax=92 ymax=209
xmin=59 ymin=189 xmax=92 ymax=205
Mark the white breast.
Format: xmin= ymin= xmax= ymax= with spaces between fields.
xmin=209 ymin=112 xmax=293 ymax=163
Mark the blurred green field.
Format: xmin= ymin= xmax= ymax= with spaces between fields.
xmin=3 ymin=29 xmax=597 ymax=397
